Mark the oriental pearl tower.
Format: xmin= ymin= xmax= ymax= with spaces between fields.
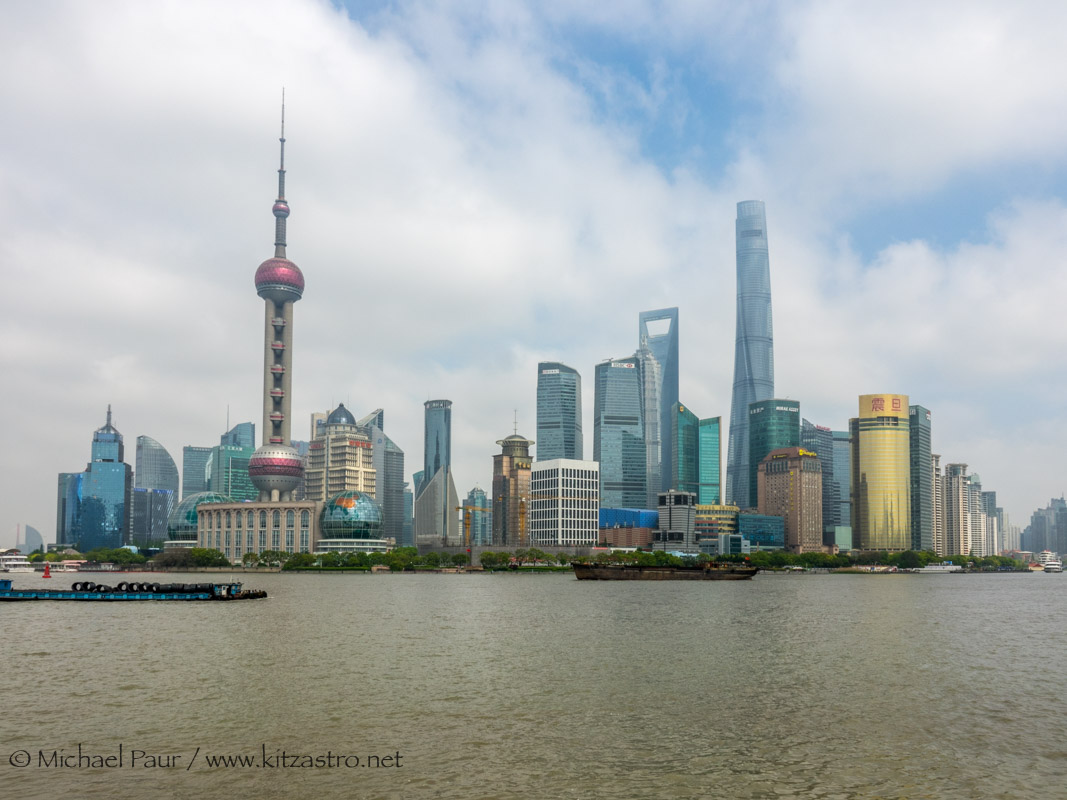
xmin=248 ymin=103 xmax=305 ymax=502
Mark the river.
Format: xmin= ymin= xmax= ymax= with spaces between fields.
xmin=2 ymin=571 xmax=1065 ymax=799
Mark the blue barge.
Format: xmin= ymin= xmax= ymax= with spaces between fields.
xmin=0 ymin=578 xmax=266 ymax=601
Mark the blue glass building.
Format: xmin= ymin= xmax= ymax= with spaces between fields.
xmin=726 ymin=201 xmax=774 ymax=510
xmin=738 ymin=513 xmax=785 ymax=550
xmin=421 ymin=400 xmax=452 ymax=496
xmin=593 ymin=357 xmax=647 ymax=508
xmin=536 ymin=362 xmax=583 ymax=461
xmin=638 ymin=308 xmax=679 ymax=501
xmin=61 ymin=407 xmax=133 ymax=552
xmin=698 ymin=416 xmax=721 ymax=505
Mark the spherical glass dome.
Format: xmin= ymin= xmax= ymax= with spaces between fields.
xmin=320 ymin=491 xmax=383 ymax=540
xmin=167 ymin=492 xmax=233 ymax=541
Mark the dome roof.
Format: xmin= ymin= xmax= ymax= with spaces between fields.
xmin=167 ymin=491 xmax=233 ymax=541
xmin=326 ymin=403 xmax=357 ymax=426
xmin=255 ymin=257 xmax=304 ymax=302
xmin=320 ymin=491 xmax=383 ymax=540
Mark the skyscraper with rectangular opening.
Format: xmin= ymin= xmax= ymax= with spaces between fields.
xmin=638 ymin=308 xmax=679 ymax=504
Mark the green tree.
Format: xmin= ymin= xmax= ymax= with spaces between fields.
xmin=451 ymin=552 xmax=470 ymax=567
xmin=189 ymin=548 xmax=231 ymax=567
xmin=282 ymin=553 xmax=316 ymax=570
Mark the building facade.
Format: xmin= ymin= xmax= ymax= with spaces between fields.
xmin=529 ymin=459 xmax=599 ymax=547
xmin=462 ymin=486 xmax=492 ymax=547
xmin=748 ymin=399 xmax=800 ymax=510
xmin=850 ymin=394 xmax=911 ymax=552
xmin=593 ymin=356 xmax=647 ymax=509
xmin=536 ymin=362 xmax=583 ymax=461
xmin=670 ymin=402 xmax=700 ymax=496
xmin=304 ymin=404 xmax=376 ymax=502
xmin=698 ymin=417 xmax=722 ymax=505
xmin=757 ymin=447 xmax=823 ymax=553
xmin=492 ymin=434 xmax=534 ymax=546
xmin=654 ymin=490 xmax=697 ymax=552
xmin=356 ymin=409 xmax=405 ymax=549
xmin=181 ymin=446 xmax=212 ymax=498
xmin=801 ymin=420 xmax=837 ymax=540
xmin=726 ymin=200 xmax=774 ymax=510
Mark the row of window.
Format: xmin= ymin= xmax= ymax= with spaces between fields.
xmin=203 ymin=509 xmax=311 ymax=530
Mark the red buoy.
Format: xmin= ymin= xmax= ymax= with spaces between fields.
xmin=42 ymin=563 xmax=51 ymax=579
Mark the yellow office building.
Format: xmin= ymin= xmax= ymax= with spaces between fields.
xmin=850 ymin=394 xmax=911 ymax=552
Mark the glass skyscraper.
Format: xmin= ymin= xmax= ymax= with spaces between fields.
xmin=219 ymin=422 xmax=255 ymax=449
xmin=670 ymin=402 xmax=700 ymax=496
xmin=697 ymin=417 xmax=721 ymax=505
xmin=748 ymin=399 xmax=799 ymax=510
xmin=850 ymin=394 xmax=911 ymax=551
xmin=593 ymin=356 xmax=647 ymax=508
xmin=726 ymin=201 xmax=774 ymax=510
xmin=909 ymin=405 xmax=934 ymax=552
xmin=357 ymin=409 xmax=406 ymax=547
xmin=801 ymin=419 xmax=838 ymax=539
xmin=536 ymin=362 xmax=583 ymax=461
xmin=637 ymin=308 xmax=679 ymax=503
xmin=181 ymin=446 xmax=212 ymax=498
xmin=61 ymin=407 xmax=133 ymax=552
xmin=421 ymin=400 xmax=452 ymax=496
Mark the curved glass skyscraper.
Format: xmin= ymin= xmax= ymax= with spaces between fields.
xmin=725 ymin=201 xmax=774 ymax=509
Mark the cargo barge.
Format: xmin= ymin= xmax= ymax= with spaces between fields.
xmin=0 ymin=578 xmax=266 ymax=601
xmin=573 ymin=563 xmax=758 ymax=581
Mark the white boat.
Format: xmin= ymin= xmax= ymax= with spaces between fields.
xmin=0 ymin=551 xmax=36 ymax=573
xmin=1043 ymin=560 xmax=1063 ymax=573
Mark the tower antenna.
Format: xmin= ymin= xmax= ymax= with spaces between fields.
xmin=274 ymin=88 xmax=289 ymax=258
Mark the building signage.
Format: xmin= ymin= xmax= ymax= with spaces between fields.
xmin=611 ymin=362 xmax=636 ymax=369
xmin=541 ymin=369 xmax=560 ymax=375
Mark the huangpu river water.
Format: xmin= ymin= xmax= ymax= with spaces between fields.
xmin=2 ymin=571 xmax=1066 ymax=799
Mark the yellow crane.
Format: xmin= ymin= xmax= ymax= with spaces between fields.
xmin=455 ymin=505 xmax=491 ymax=549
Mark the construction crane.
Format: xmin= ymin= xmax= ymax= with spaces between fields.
xmin=455 ymin=505 xmax=491 ymax=549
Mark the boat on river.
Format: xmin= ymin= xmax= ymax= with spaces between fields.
xmin=573 ymin=563 xmax=758 ymax=581
xmin=0 ymin=551 xmax=36 ymax=573
xmin=1042 ymin=560 xmax=1063 ymax=573
xmin=0 ymin=578 xmax=267 ymax=601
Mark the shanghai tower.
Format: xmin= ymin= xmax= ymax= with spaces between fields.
xmin=725 ymin=200 xmax=774 ymax=509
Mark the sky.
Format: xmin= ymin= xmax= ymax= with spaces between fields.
xmin=4 ymin=0 xmax=1067 ymax=548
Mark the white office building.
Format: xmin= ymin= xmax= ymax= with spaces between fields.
xmin=529 ymin=460 xmax=600 ymax=547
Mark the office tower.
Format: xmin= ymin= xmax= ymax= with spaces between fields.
xmin=402 ymin=483 xmax=414 ymax=548
xmin=415 ymin=400 xmax=457 ymax=546
xmin=204 ymin=444 xmax=256 ymax=501
xmin=671 ymin=402 xmax=700 ymax=495
xmin=18 ymin=525 xmax=44 ymax=553
xmin=304 ymin=404 xmax=375 ymax=502
xmin=134 ymin=435 xmax=179 ymax=544
xmin=492 ymin=433 xmax=535 ymax=546
xmin=462 ymin=486 xmax=492 ymax=547
xmin=697 ymin=417 xmax=722 ymax=505
xmin=58 ymin=406 xmax=133 ymax=552
xmin=726 ymin=200 xmax=774 ymax=510
xmin=654 ymin=490 xmax=697 ymax=552
xmin=637 ymin=308 xmax=679 ymax=502
xmin=181 ymin=446 xmax=212 ymax=498
xmin=908 ymin=406 xmax=934 ymax=552
xmin=536 ymin=362 xmax=583 ymax=461
xmin=748 ymin=399 xmax=800 ymax=509
xmin=593 ymin=356 xmax=647 ymax=508
xmin=757 ymin=447 xmax=823 ymax=553
xmin=850 ymin=394 xmax=911 ymax=551
xmin=529 ymin=460 xmax=600 ymax=547
xmin=220 ymin=422 xmax=255 ymax=449
xmin=357 ymin=409 xmax=405 ymax=547
xmin=831 ymin=431 xmax=851 ymax=542
xmin=422 ymin=400 xmax=452 ymax=495
xmin=801 ymin=420 xmax=837 ymax=538
xmin=247 ymin=106 xmax=305 ymax=503
xmin=56 ymin=473 xmax=83 ymax=547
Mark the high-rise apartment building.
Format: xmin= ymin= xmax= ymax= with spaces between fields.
xmin=908 ymin=406 xmax=934 ymax=552
xmin=931 ymin=453 xmax=944 ymax=556
xmin=637 ymin=308 xmax=679 ymax=503
xmin=492 ymin=433 xmax=534 ymax=546
xmin=697 ymin=417 xmax=722 ymax=505
xmin=529 ymin=459 xmax=599 ymax=547
xmin=593 ymin=356 xmax=647 ymax=508
xmin=748 ymin=399 xmax=799 ymax=509
xmin=850 ymin=394 xmax=911 ymax=551
xmin=536 ymin=362 xmax=583 ymax=461
xmin=757 ymin=447 xmax=823 ymax=553
xmin=726 ymin=200 xmax=774 ymax=510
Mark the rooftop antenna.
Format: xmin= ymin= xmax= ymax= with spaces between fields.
xmin=106 ymin=404 xmax=112 ymax=428
xmin=274 ymin=88 xmax=288 ymax=258
xmin=513 ymin=409 xmax=518 ymax=435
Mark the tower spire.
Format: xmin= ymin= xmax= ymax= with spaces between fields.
xmin=106 ymin=404 xmax=112 ymax=428
xmin=273 ymin=89 xmax=289 ymax=258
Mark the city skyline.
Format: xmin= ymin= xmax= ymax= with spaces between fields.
xmin=6 ymin=1 xmax=1067 ymax=546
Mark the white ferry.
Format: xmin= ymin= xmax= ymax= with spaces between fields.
xmin=1042 ymin=560 xmax=1063 ymax=573
xmin=0 ymin=550 xmax=36 ymax=573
